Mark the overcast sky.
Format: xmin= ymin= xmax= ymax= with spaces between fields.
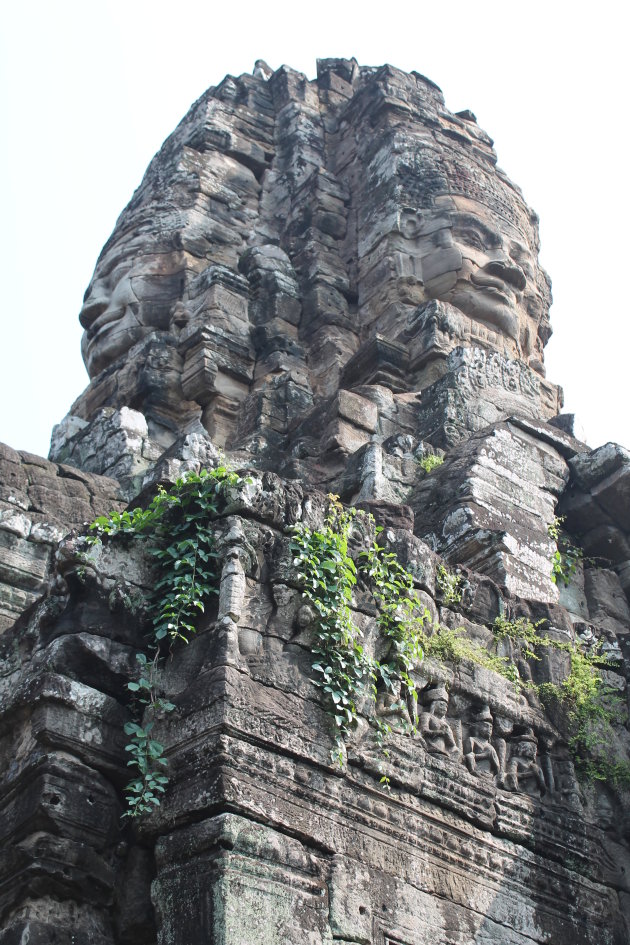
xmin=1 ymin=1 xmax=628 ymax=456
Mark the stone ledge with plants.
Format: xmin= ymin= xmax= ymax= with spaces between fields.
xmin=288 ymin=495 xmax=630 ymax=796
xmin=81 ymin=470 xmax=630 ymax=822
xmin=84 ymin=464 xmax=250 ymax=818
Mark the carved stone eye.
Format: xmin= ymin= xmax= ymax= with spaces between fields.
xmin=457 ymin=228 xmax=487 ymax=252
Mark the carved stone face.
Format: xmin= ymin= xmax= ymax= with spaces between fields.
xmin=433 ymin=198 xmax=536 ymax=343
xmin=475 ymin=719 xmax=493 ymax=742
xmin=399 ymin=193 xmax=548 ymax=355
xmin=80 ymin=252 xmax=184 ymax=378
xmin=431 ymin=699 xmax=448 ymax=719
xmin=517 ymin=740 xmax=537 ymax=761
xmin=80 ymin=264 xmax=141 ymax=376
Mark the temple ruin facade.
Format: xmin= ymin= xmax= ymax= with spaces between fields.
xmin=1 ymin=58 xmax=630 ymax=944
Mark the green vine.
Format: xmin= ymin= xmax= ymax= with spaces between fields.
xmin=424 ymin=623 xmax=519 ymax=682
xmin=121 ymin=652 xmax=175 ymax=816
xmin=290 ymin=498 xmax=433 ymax=772
xmin=493 ymin=615 xmax=629 ymax=784
xmin=359 ymin=530 xmax=430 ymax=784
xmin=290 ymin=498 xmax=372 ymax=765
xmin=436 ymin=564 xmax=463 ymax=605
xmin=360 ymin=530 xmax=426 ymax=707
xmin=493 ymin=614 xmax=548 ymax=661
xmin=548 ymin=515 xmax=583 ymax=587
xmin=89 ymin=465 xmax=248 ymax=817
xmin=291 ymin=498 xmax=627 ymax=790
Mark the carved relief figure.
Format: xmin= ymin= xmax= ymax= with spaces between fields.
xmin=505 ymin=729 xmax=547 ymax=795
xmin=538 ymin=733 xmax=556 ymax=795
xmin=417 ymin=685 xmax=460 ymax=759
xmin=553 ymin=754 xmax=582 ymax=808
xmin=463 ymin=705 xmax=500 ymax=780
xmin=375 ymin=678 xmax=413 ymax=735
xmin=492 ymin=713 xmax=513 ymax=785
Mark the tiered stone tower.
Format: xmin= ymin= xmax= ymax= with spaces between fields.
xmin=2 ymin=59 xmax=630 ymax=945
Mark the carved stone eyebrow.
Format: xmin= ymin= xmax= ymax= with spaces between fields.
xmin=449 ymin=212 xmax=503 ymax=247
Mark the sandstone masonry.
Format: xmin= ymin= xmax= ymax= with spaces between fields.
xmin=1 ymin=59 xmax=630 ymax=945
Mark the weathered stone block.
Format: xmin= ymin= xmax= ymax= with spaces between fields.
xmin=585 ymin=568 xmax=630 ymax=631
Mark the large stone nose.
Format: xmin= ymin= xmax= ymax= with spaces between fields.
xmin=79 ymin=296 xmax=109 ymax=329
xmin=484 ymin=259 xmax=527 ymax=291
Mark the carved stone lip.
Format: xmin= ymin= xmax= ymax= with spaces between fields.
xmin=470 ymin=274 xmax=513 ymax=300
xmin=79 ymin=297 xmax=108 ymax=329
xmin=467 ymin=283 xmax=517 ymax=311
xmin=479 ymin=285 xmax=512 ymax=304
xmin=85 ymin=307 xmax=125 ymax=341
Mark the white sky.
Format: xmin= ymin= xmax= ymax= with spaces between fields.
xmin=1 ymin=0 xmax=628 ymax=456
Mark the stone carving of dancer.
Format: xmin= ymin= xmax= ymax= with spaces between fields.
xmin=505 ymin=728 xmax=546 ymax=795
xmin=463 ymin=705 xmax=500 ymax=780
xmin=417 ymin=685 xmax=460 ymax=759
xmin=375 ymin=678 xmax=413 ymax=735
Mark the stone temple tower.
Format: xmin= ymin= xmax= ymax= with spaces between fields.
xmin=2 ymin=58 xmax=630 ymax=945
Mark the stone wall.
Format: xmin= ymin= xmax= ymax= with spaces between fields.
xmin=0 ymin=443 xmax=123 ymax=631
xmin=1 ymin=472 xmax=629 ymax=944
xmin=2 ymin=58 xmax=630 ymax=945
